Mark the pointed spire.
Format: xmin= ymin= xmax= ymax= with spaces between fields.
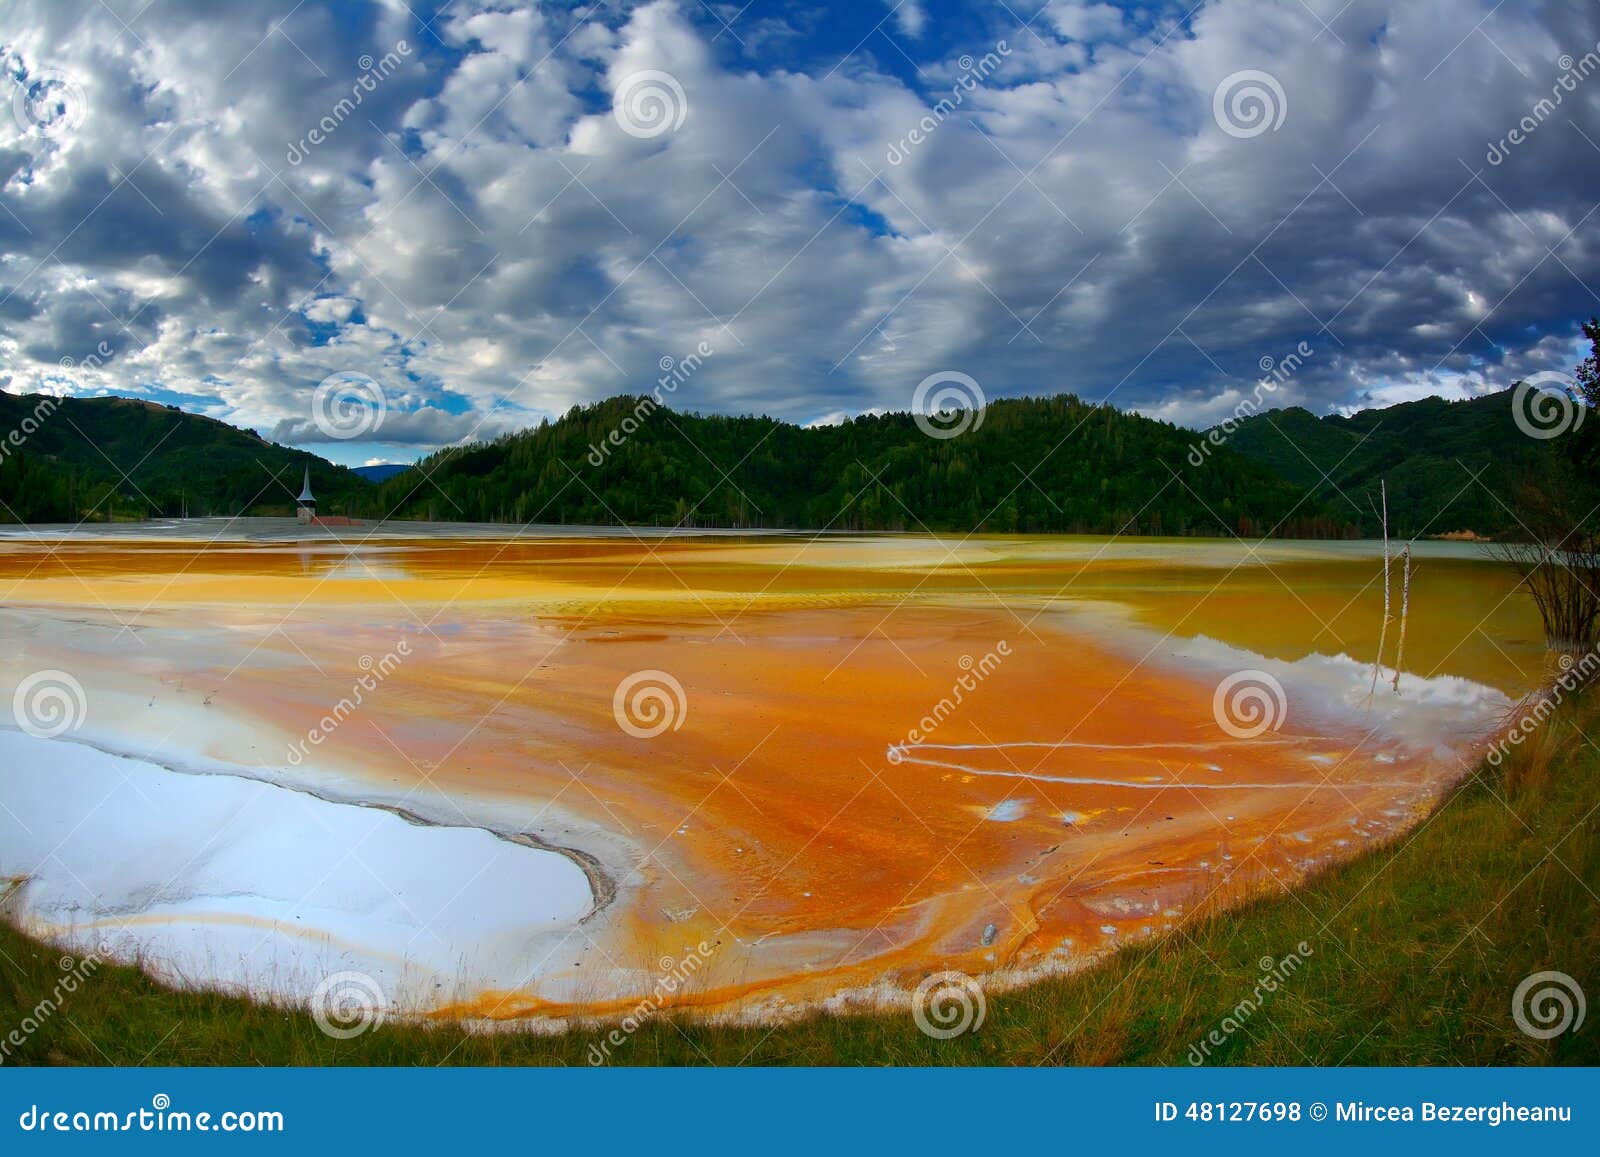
xmin=297 ymin=465 xmax=315 ymax=504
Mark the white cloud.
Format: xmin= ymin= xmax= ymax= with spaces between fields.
xmin=1042 ymin=2 xmax=1125 ymax=43
xmin=887 ymin=1 xmax=926 ymax=40
xmin=806 ymin=406 xmax=889 ymax=427
xmin=0 ymin=0 xmax=1595 ymax=466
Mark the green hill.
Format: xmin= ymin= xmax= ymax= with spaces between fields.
xmin=1216 ymin=391 xmax=1551 ymax=538
xmin=0 ymin=392 xmax=369 ymax=523
xmin=378 ymin=394 xmax=1357 ymax=538
xmin=1 ymin=386 xmax=1556 ymax=538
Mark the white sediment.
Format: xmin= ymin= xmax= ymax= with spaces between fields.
xmin=887 ymin=627 xmax=1510 ymax=792
xmin=0 ymin=730 xmax=594 ymax=1011
xmin=1169 ymin=634 xmax=1511 ymax=752
xmin=1045 ymin=601 xmax=1512 ymax=758
xmin=885 ymin=752 xmax=1416 ymax=789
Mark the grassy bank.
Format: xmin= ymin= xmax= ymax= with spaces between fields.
xmin=3 ymin=700 xmax=1597 ymax=1066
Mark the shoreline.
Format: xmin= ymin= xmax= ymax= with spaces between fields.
xmin=3 ymin=651 xmax=1590 ymax=1067
xmin=0 ymin=601 xmax=1512 ymax=1027
xmin=0 ymin=516 xmax=1502 ymax=558
xmin=0 ymin=717 xmax=1512 ymax=1035
xmin=0 ymin=532 xmax=1540 ymax=1026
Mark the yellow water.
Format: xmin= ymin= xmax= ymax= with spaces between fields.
xmin=0 ymin=532 xmax=1544 ymax=1017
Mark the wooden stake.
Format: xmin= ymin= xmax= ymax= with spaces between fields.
xmin=1371 ymin=481 xmax=1392 ymax=696
xmin=1392 ymin=544 xmax=1412 ymax=693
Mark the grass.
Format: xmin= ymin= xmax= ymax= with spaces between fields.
xmin=3 ymin=697 xmax=1598 ymax=1067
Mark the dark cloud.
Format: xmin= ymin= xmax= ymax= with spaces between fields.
xmin=0 ymin=0 xmax=1596 ymax=462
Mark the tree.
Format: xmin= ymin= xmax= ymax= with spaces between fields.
xmin=1574 ymin=316 xmax=1600 ymax=407
xmin=1498 ymin=319 xmax=1600 ymax=656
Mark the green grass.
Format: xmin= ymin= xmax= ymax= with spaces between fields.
xmin=3 ymin=700 xmax=1597 ymax=1066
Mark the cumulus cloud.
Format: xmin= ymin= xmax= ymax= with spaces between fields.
xmin=0 ymin=0 xmax=1597 ymax=467
xmin=888 ymin=1 xmax=927 ymax=40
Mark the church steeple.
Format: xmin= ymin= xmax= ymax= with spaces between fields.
xmin=296 ymin=465 xmax=316 ymax=522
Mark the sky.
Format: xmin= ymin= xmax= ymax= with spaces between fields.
xmin=1 ymin=0 xmax=1597 ymax=466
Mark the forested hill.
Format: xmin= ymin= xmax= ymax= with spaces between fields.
xmin=0 ymin=392 xmax=368 ymax=523
xmin=3 ymin=386 xmax=1547 ymax=537
xmin=377 ymin=394 xmax=1356 ymax=537
xmin=1216 ymin=390 xmax=1550 ymax=538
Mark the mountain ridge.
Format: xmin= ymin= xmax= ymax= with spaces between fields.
xmin=0 ymin=386 xmax=1552 ymax=537
xmin=1211 ymin=389 xmax=1548 ymax=538
xmin=0 ymin=392 xmax=370 ymax=523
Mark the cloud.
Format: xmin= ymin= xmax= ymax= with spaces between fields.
xmin=0 ymin=0 xmax=1596 ymax=467
xmin=1042 ymin=2 xmax=1126 ymax=43
xmin=270 ymin=405 xmax=523 ymax=446
xmin=887 ymin=1 xmax=926 ymax=40
xmin=807 ymin=406 xmax=889 ymax=427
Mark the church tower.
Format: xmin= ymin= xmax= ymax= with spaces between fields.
xmin=296 ymin=465 xmax=316 ymax=523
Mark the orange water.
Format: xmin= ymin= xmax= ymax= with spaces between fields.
xmin=0 ymin=533 xmax=1544 ymax=1018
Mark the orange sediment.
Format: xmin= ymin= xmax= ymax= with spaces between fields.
xmin=0 ymin=533 xmax=1544 ymax=1020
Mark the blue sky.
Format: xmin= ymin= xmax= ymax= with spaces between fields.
xmin=1 ymin=0 xmax=1596 ymax=465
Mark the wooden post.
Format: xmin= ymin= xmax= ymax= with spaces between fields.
xmin=1392 ymin=544 xmax=1412 ymax=693
xmin=1371 ymin=480 xmax=1391 ymax=696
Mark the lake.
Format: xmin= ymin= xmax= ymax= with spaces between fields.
xmin=0 ymin=525 xmax=1542 ymax=1024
